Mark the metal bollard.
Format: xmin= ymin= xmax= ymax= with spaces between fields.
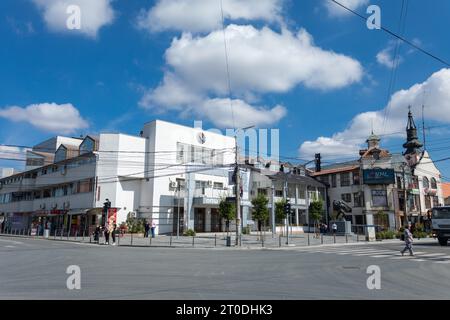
xmin=307 ymin=233 xmax=310 ymax=246
xmin=345 ymin=235 xmax=348 ymax=243
xmin=149 ymin=235 xmax=152 ymax=246
xmin=279 ymin=235 xmax=282 ymax=247
xmin=262 ymin=234 xmax=264 ymax=247
xmin=334 ymin=234 xmax=336 ymax=244
xmin=214 ymin=234 xmax=217 ymax=247
xmin=192 ymin=236 xmax=195 ymax=247
xmin=321 ymin=234 xmax=323 ymax=245
xmin=170 ymin=234 xmax=172 ymax=247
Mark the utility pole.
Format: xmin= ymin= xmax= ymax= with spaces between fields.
xmin=177 ymin=181 xmax=181 ymax=239
xmin=235 ymin=136 xmax=241 ymax=246
xmin=402 ymin=164 xmax=408 ymax=227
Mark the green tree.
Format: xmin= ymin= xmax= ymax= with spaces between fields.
xmin=251 ymin=194 xmax=270 ymax=232
xmin=219 ymin=198 xmax=236 ymax=233
xmin=275 ymin=199 xmax=287 ymax=225
xmin=309 ymin=200 xmax=324 ymax=236
xmin=126 ymin=216 xmax=145 ymax=233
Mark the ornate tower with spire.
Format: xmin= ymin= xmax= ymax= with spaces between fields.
xmin=403 ymin=108 xmax=423 ymax=155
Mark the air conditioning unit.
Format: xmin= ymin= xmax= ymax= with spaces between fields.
xmin=40 ymin=204 xmax=46 ymax=210
xmin=169 ymin=181 xmax=177 ymax=189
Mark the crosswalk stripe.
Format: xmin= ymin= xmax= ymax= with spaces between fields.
xmin=434 ymin=260 xmax=450 ymax=264
xmin=369 ymin=255 xmax=394 ymax=258
xmin=416 ymin=253 xmax=446 ymax=257
xmin=354 ymin=251 xmax=396 ymax=256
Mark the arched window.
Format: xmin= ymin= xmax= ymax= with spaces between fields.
xmin=431 ymin=177 xmax=437 ymax=189
xmin=422 ymin=177 xmax=430 ymax=189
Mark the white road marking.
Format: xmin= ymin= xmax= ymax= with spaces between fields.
xmin=4 ymin=245 xmax=16 ymax=248
xmin=416 ymin=253 xmax=446 ymax=257
xmin=0 ymin=238 xmax=24 ymax=245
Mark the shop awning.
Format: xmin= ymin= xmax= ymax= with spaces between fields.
xmin=68 ymin=209 xmax=90 ymax=216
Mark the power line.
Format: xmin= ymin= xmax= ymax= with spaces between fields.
xmin=329 ymin=0 xmax=450 ymax=67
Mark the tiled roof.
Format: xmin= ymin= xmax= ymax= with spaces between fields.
xmin=311 ymin=165 xmax=360 ymax=176
xmin=442 ymin=183 xmax=450 ymax=198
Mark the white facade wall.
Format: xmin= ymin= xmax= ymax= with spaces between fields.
xmin=140 ymin=120 xmax=235 ymax=234
xmin=95 ymin=133 xmax=146 ymax=226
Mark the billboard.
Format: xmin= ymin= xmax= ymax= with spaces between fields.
xmin=363 ymin=169 xmax=395 ymax=185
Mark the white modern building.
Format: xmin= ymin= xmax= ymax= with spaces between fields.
xmin=0 ymin=120 xmax=238 ymax=235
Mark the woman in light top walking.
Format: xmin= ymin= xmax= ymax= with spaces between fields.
xmin=401 ymin=225 xmax=414 ymax=256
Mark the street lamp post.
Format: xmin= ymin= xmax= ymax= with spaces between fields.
xmin=234 ymin=125 xmax=255 ymax=246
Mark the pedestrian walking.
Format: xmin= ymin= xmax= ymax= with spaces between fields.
xmin=144 ymin=221 xmax=150 ymax=238
xmin=94 ymin=225 xmax=100 ymax=243
xmin=332 ymin=223 xmax=337 ymax=235
xmin=151 ymin=220 xmax=156 ymax=238
xmin=401 ymin=225 xmax=414 ymax=256
xmin=104 ymin=226 xmax=110 ymax=245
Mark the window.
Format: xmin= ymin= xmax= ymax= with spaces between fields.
xmin=79 ymin=179 xmax=94 ymax=193
xmin=396 ymin=176 xmax=402 ymax=189
xmin=80 ymin=137 xmax=95 ymax=154
xmin=33 ymin=191 xmax=41 ymax=199
xmin=275 ymin=190 xmax=283 ymax=197
xmin=431 ymin=178 xmax=437 ymax=189
xmin=176 ymin=178 xmax=186 ymax=190
xmin=422 ymin=177 xmax=430 ymax=189
xmin=331 ymin=175 xmax=337 ymax=188
xmin=353 ymin=192 xmax=364 ymax=207
xmin=352 ymin=170 xmax=360 ymax=185
xmin=41 ymin=168 xmax=47 ymax=175
xmin=432 ymin=196 xmax=439 ymax=207
xmin=341 ymin=193 xmax=351 ymax=203
xmin=298 ymin=186 xmax=306 ymax=199
xmin=43 ymin=189 xmax=51 ymax=198
xmin=425 ymin=196 xmax=431 ymax=209
xmin=372 ymin=190 xmax=387 ymax=207
xmin=213 ymin=182 xmax=224 ymax=189
xmin=257 ymin=188 xmax=268 ymax=196
xmin=340 ymin=172 xmax=350 ymax=187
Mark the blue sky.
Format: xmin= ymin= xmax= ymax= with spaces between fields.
xmin=1 ymin=0 xmax=450 ymax=178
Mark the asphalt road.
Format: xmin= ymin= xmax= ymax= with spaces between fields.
xmin=0 ymin=236 xmax=449 ymax=300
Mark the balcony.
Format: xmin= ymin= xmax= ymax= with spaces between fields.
xmin=193 ymin=188 xmax=234 ymax=206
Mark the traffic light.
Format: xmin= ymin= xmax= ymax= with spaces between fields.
xmin=103 ymin=199 xmax=111 ymax=216
xmin=284 ymin=201 xmax=291 ymax=217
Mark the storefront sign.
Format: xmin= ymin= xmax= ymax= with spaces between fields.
xmin=106 ymin=208 xmax=117 ymax=231
xmin=363 ymin=169 xmax=395 ymax=185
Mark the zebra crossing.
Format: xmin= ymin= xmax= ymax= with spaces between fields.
xmin=297 ymin=245 xmax=450 ymax=264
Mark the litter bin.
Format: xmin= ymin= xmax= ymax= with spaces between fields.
xmin=44 ymin=229 xmax=50 ymax=238
xmin=226 ymin=236 xmax=231 ymax=247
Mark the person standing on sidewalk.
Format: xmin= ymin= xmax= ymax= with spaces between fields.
xmin=144 ymin=221 xmax=150 ymax=238
xmin=111 ymin=223 xmax=117 ymax=245
xmin=151 ymin=220 xmax=156 ymax=238
xmin=401 ymin=225 xmax=414 ymax=256
xmin=332 ymin=223 xmax=338 ymax=235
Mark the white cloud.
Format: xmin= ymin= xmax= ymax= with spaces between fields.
xmin=32 ymin=0 xmax=114 ymax=38
xmin=376 ymin=41 xmax=403 ymax=68
xmin=0 ymin=103 xmax=89 ymax=134
xmin=299 ymin=68 xmax=450 ymax=158
xmin=139 ymin=78 xmax=287 ymax=128
xmin=199 ymin=98 xmax=287 ymax=128
xmin=137 ymin=0 xmax=283 ymax=33
xmin=325 ymin=0 xmax=369 ymax=17
xmin=161 ymin=25 xmax=363 ymax=94
xmin=140 ymin=24 xmax=362 ymax=127
xmin=0 ymin=146 xmax=28 ymax=161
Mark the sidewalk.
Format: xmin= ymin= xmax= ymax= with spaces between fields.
xmin=0 ymin=230 xmax=369 ymax=249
